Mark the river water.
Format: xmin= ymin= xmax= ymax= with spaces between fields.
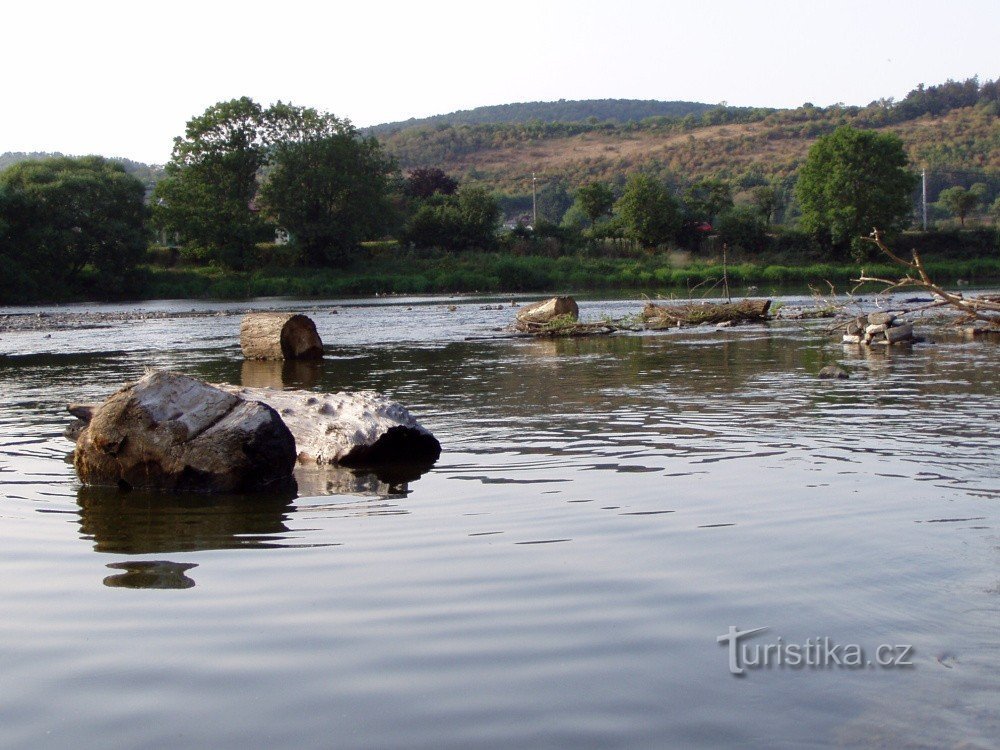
xmin=0 ymin=294 xmax=997 ymax=749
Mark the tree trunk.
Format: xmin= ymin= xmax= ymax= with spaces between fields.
xmin=240 ymin=313 xmax=323 ymax=360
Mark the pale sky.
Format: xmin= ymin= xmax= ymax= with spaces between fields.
xmin=3 ymin=0 xmax=997 ymax=164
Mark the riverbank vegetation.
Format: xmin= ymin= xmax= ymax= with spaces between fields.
xmin=1 ymin=78 xmax=998 ymax=305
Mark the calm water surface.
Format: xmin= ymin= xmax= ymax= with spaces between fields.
xmin=0 ymin=295 xmax=997 ymax=749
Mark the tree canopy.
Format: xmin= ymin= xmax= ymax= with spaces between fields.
xmin=795 ymin=126 xmax=917 ymax=257
xmin=937 ymin=186 xmax=979 ymax=226
xmin=152 ymin=98 xmax=397 ymax=268
xmin=615 ymin=175 xmax=681 ymax=248
xmin=402 ymin=186 xmax=501 ymax=251
xmin=259 ymin=128 xmax=396 ymax=266
xmin=0 ymin=156 xmax=147 ymax=301
xmin=575 ymin=182 xmax=614 ymax=228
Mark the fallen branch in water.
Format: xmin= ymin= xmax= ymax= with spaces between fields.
xmin=514 ymin=315 xmax=622 ymax=337
xmin=642 ymin=299 xmax=771 ymax=328
xmin=856 ymin=230 xmax=1000 ymax=325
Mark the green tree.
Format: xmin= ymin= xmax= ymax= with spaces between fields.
xmin=615 ymin=174 xmax=681 ymax=248
xmin=795 ymin=125 xmax=917 ymax=259
xmin=535 ymin=177 xmax=573 ymax=224
xmin=0 ymin=156 xmax=147 ymax=299
xmin=259 ymin=127 xmax=396 ymax=266
xmin=749 ymin=184 xmax=781 ymax=226
xmin=403 ymin=186 xmax=500 ymax=251
xmin=716 ymin=206 xmax=768 ymax=252
xmin=575 ymin=182 xmax=614 ymax=228
xmin=683 ymin=178 xmax=733 ymax=224
xmin=152 ymin=97 xmax=269 ymax=268
xmin=404 ymin=167 xmax=458 ymax=199
xmin=937 ymin=186 xmax=979 ymax=226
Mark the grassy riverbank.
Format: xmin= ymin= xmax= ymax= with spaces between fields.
xmin=141 ymin=252 xmax=1000 ymax=301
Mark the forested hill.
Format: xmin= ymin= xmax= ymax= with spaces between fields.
xmin=367 ymin=99 xmax=719 ymax=134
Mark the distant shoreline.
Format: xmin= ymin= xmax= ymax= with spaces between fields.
xmin=3 ymin=253 xmax=998 ymax=308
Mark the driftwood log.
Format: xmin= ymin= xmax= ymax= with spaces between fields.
xmin=643 ymin=299 xmax=771 ymax=328
xmin=240 ymin=313 xmax=323 ymax=360
xmin=73 ymin=371 xmax=297 ymax=493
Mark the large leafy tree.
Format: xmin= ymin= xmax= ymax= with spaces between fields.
xmin=152 ymin=98 xmax=390 ymax=268
xmin=683 ymin=178 xmax=733 ymax=225
xmin=615 ymin=174 xmax=681 ymax=248
xmin=0 ymin=156 xmax=146 ymax=300
xmin=152 ymin=97 xmax=270 ymax=268
xmin=259 ymin=127 xmax=397 ymax=266
xmin=535 ymin=177 xmax=573 ymax=224
xmin=404 ymin=167 xmax=458 ymax=199
xmin=795 ymin=126 xmax=917 ymax=258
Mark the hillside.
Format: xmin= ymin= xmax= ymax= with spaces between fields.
xmin=377 ymin=78 xmax=1000 ymax=202
xmin=367 ymin=99 xmax=720 ymax=135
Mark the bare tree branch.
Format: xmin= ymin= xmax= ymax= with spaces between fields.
xmin=856 ymin=229 xmax=1000 ymax=323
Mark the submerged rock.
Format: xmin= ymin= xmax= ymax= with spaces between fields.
xmin=819 ymin=365 xmax=850 ymax=380
xmin=73 ymin=371 xmax=296 ymax=493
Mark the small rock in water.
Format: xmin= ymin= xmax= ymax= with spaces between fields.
xmin=842 ymin=334 xmax=861 ymax=344
xmin=885 ymin=322 xmax=914 ymax=344
xmin=867 ymin=312 xmax=896 ymax=326
xmin=846 ymin=316 xmax=868 ymax=335
xmin=819 ymin=365 xmax=849 ymax=380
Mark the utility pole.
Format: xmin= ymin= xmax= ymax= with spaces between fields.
xmin=922 ymin=168 xmax=928 ymax=231
xmin=532 ymin=172 xmax=537 ymax=228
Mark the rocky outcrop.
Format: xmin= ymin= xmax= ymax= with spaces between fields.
xmin=68 ymin=372 xmax=442 ymax=494
xmin=73 ymin=371 xmax=297 ymax=493
xmin=240 ymin=312 xmax=323 ymax=360
xmin=214 ymin=384 xmax=442 ymax=468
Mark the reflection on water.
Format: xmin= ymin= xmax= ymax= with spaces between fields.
xmin=76 ymin=485 xmax=298 ymax=553
xmin=240 ymin=358 xmax=325 ymax=389
xmin=103 ymin=561 xmax=198 ymax=589
xmin=0 ymin=295 xmax=998 ymax=749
